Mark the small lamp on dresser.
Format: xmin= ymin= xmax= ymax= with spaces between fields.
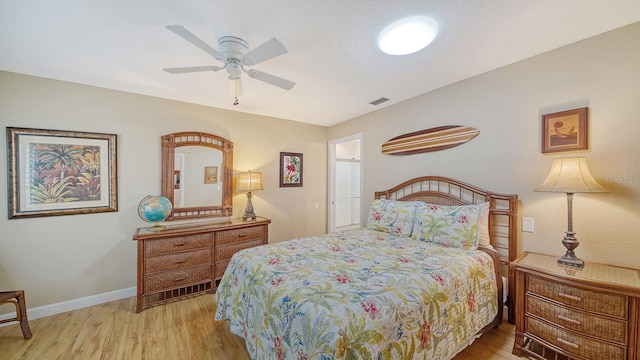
xmin=237 ymin=170 xmax=263 ymax=221
xmin=535 ymin=157 xmax=608 ymax=268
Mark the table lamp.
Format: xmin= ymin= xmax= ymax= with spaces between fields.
xmin=535 ymin=157 xmax=607 ymax=267
xmin=236 ymin=170 xmax=263 ymax=221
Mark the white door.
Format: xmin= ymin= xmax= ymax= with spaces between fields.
xmin=328 ymin=134 xmax=363 ymax=233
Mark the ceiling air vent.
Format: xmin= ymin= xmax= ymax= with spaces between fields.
xmin=369 ymin=97 xmax=389 ymax=106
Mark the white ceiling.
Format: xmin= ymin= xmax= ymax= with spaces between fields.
xmin=2 ymin=1 xmax=640 ymax=127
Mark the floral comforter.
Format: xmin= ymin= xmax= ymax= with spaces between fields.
xmin=214 ymin=229 xmax=498 ymax=360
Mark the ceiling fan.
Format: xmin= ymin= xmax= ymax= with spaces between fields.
xmin=163 ymin=25 xmax=295 ymax=104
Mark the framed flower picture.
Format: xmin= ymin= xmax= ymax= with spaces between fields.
xmin=279 ymin=152 xmax=303 ymax=187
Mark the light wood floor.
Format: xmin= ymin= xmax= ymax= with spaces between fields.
xmin=0 ymin=295 xmax=525 ymax=359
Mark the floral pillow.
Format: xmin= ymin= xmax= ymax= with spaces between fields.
xmin=366 ymin=199 xmax=418 ymax=236
xmin=410 ymin=203 xmax=484 ymax=250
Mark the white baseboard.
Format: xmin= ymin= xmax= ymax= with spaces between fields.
xmin=0 ymin=287 xmax=136 ymax=327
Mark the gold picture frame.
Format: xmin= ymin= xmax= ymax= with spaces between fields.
xmin=542 ymin=107 xmax=588 ymax=154
xmin=204 ymin=166 xmax=218 ymax=184
xmin=7 ymin=127 xmax=118 ymax=219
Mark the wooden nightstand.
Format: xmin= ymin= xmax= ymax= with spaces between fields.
xmin=511 ymin=251 xmax=640 ymax=360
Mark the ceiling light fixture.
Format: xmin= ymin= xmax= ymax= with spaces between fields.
xmin=378 ymin=15 xmax=438 ymax=55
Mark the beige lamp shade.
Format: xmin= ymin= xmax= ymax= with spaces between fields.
xmin=236 ymin=171 xmax=263 ymax=192
xmin=535 ymin=157 xmax=607 ymax=193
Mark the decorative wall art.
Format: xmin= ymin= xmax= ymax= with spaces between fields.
xmin=174 ymin=170 xmax=180 ymax=189
xmin=280 ymin=152 xmax=303 ymax=187
xmin=204 ymin=166 xmax=218 ymax=184
xmin=542 ymin=107 xmax=588 ymax=154
xmin=7 ymin=127 xmax=118 ymax=219
xmin=381 ymin=126 xmax=480 ymax=155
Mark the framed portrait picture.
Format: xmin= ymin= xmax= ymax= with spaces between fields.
xmin=7 ymin=127 xmax=118 ymax=219
xmin=280 ymin=152 xmax=303 ymax=187
xmin=204 ymin=166 xmax=218 ymax=184
xmin=542 ymin=107 xmax=588 ymax=154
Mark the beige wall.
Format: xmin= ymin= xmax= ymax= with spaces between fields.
xmin=329 ymin=22 xmax=640 ymax=269
xmin=0 ymin=72 xmax=328 ymax=308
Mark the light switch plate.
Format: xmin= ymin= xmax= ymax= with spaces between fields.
xmin=522 ymin=218 xmax=534 ymax=233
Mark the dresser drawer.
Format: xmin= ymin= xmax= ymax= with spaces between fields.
xmin=144 ymin=233 xmax=212 ymax=256
xmin=525 ymin=316 xmax=626 ymax=360
xmin=215 ymin=259 xmax=231 ymax=280
xmin=527 ymin=275 xmax=627 ymax=318
xmin=216 ymin=239 xmax=265 ymax=261
xmin=526 ymin=294 xmax=627 ymax=343
xmin=144 ymin=248 xmax=212 ymax=274
xmin=144 ymin=264 xmax=212 ymax=293
xmin=216 ymin=226 xmax=265 ymax=246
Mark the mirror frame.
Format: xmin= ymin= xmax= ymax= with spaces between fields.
xmin=161 ymin=132 xmax=233 ymax=220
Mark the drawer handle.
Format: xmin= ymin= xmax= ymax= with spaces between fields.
xmin=173 ymin=260 xmax=186 ymax=264
xmin=558 ymin=314 xmax=581 ymax=325
xmin=558 ymin=292 xmax=582 ymax=302
xmin=238 ymin=233 xmax=247 ymax=237
xmin=174 ymin=277 xmax=186 ymax=282
xmin=557 ymin=337 xmax=579 ymax=349
xmin=174 ymin=242 xmax=187 ymax=247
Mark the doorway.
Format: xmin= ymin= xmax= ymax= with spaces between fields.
xmin=174 ymin=153 xmax=185 ymax=208
xmin=328 ymin=134 xmax=363 ymax=233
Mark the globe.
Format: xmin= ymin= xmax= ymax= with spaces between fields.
xmin=138 ymin=195 xmax=173 ymax=231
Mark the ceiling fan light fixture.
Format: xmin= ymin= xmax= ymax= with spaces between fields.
xmin=229 ymin=77 xmax=243 ymax=97
xmin=378 ymin=15 xmax=438 ymax=55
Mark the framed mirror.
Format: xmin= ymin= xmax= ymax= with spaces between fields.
xmin=161 ymin=132 xmax=233 ymax=220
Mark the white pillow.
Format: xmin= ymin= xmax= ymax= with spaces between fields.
xmin=477 ymin=202 xmax=491 ymax=248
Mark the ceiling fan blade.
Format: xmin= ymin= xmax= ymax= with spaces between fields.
xmin=247 ymin=69 xmax=295 ymax=90
xmin=163 ymin=65 xmax=224 ymax=74
xmin=242 ymin=38 xmax=288 ymax=66
xmin=166 ymin=25 xmax=226 ymax=62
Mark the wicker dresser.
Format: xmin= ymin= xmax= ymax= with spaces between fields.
xmin=133 ymin=217 xmax=270 ymax=312
xmin=511 ymin=251 xmax=640 ymax=360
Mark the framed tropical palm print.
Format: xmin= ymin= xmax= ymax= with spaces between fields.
xmin=7 ymin=127 xmax=118 ymax=219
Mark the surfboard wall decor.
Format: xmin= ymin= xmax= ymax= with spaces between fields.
xmin=381 ymin=125 xmax=480 ymax=155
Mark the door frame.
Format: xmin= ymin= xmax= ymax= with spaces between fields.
xmin=327 ymin=133 xmax=363 ymax=233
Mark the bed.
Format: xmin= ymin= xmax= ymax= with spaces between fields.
xmin=214 ymin=176 xmax=518 ymax=359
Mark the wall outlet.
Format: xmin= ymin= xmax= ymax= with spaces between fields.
xmin=314 ymin=202 xmax=319 ymax=209
xmin=522 ymin=218 xmax=534 ymax=233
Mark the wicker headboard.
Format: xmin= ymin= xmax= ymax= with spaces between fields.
xmin=374 ymin=176 xmax=518 ymax=265
xmin=374 ymin=176 xmax=519 ymax=324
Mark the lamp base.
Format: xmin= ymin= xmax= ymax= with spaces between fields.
xmin=242 ymin=191 xmax=257 ymax=222
xmin=242 ymin=213 xmax=257 ymax=221
xmin=557 ymin=253 xmax=584 ymax=268
xmin=557 ymin=230 xmax=584 ymax=268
